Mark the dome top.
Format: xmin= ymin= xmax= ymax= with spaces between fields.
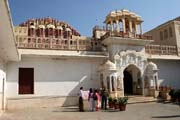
xmin=147 ymin=62 xmax=158 ymax=71
xmin=38 ymin=25 xmax=45 ymax=29
xmin=66 ymin=27 xmax=71 ymax=32
xmin=57 ymin=26 xmax=63 ymax=30
xmin=29 ymin=25 xmax=35 ymax=29
xmin=103 ymin=60 xmax=116 ymax=71
xmin=47 ymin=24 xmax=55 ymax=29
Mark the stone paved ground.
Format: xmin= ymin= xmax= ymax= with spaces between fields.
xmin=0 ymin=102 xmax=180 ymax=120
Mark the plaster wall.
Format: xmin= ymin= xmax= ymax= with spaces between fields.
xmin=6 ymin=56 xmax=102 ymax=98
xmin=150 ymin=59 xmax=180 ymax=89
xmin=0 ymin=59 xmax=6 ymax=109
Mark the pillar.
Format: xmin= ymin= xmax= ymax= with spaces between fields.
xmin=116 ymin=20 xmax=120 ymax=32
xmin=142 ymin=75 xmax=145 ymax=96
xmin=110 ymin=21 xmax=114 ymax=31
xmin=129 ymin=19 xmax=132 ymax=33
xmin=122 ymin=18 xmax=126 ymax=33
xmin=106 ymin=23 xmax=108 ymax=31
xmin=134 ymin=21 xmax=137 ymax=34
xmin=109 ymin=75 xmax=112 ymax=92
xmin=140 ymin=24 xmax=142 ymax=34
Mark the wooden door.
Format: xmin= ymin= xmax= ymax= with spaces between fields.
xmin=19 ymin=68 xmax=34 ymax=94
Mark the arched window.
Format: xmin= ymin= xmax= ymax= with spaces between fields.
xmin=154 ymin=76 xmax=158 ymax=90
xmin=111 ymin=76 xmax=115 ymax=91
xmin=107 ymin=76 xmax=110 ymax=91
xmin=100 ymin=74 xmax=104 ymax=88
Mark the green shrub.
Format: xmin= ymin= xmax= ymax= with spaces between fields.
xmin=117 ymin=96 xmax=128 ymax=105
xmin=108 ymin=96 xmax=113 ymax=103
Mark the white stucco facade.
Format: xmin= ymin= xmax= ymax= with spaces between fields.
xmin=150 ymin=59 xmax=180 ymax=89
xmin=6 ymin=56 xmax=104 ymax=98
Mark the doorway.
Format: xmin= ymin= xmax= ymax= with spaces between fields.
xmin=19 ymin=68 xmax=34 ymax=94
xmin=123 ymin=70 xmax=133 ymax=95
xmin=123 ymin=64 xmax=142 ymax=95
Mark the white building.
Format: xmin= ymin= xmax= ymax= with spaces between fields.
xmin=0 ymin=1 xmax=180 ymax=110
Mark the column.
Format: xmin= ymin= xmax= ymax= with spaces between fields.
xmin=140 ymin=23 xmax=142 ymax=34
xmin=142 ymin=75 xmax=145 ymax=96
xmin=109 ymin=75 xmax=112 ymax=92
xmin=110 ymin=21 xmax=114 ymax=31
xmin=129 ymin=19 xmax=132 ymax=33
xmin=122 ymin=18 xmax=126 ymax=33
xmin=116 ymin=20 xmax=120 ymax=32
xmin=77 ymin=39 xmax=79 ymax=51
xmin=106 ymin=23 xmax=108 ymax=31
xmin=134 ymin=21 xmax=137 ymax=34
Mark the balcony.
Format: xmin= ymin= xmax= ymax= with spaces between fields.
xmin=101 ymin=31 xmax=152 ymax=41
xmin=17 ymin=36 xmax=93 ymax=51
xmin=145 ymin=44 xmax=178 ymax=55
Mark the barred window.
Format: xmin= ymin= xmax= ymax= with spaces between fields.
xmin=160 ymin=31 xmax=163 ymax=40
xmin=169 ymin=27 xmax=173 ymax=37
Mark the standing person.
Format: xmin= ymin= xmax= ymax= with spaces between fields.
xmin=95 ymin=90 xmax=101 ymax=111
xmin=88 ymin=88 xmax=94 ymax=111
xmin=101 ymin=87 xmax=108 ymax=110
xmin=79 ymin=87 xmax=84 ymax=112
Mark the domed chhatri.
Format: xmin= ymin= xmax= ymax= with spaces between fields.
xmin=104 ymin=9 xmax=143 ymax=34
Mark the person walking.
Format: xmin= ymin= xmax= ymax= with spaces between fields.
xmin=78 ymin=87 xmax=84 ymax=112
xmin=88 ymin=88 xmax=94 ymax=111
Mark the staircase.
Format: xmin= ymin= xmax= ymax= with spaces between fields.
xmin=127 ymin=95 xmax=158 ymax=104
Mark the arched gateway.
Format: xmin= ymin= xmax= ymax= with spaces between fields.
xmin=114 ymin=50 xmax=146 ymax=96
xmin=123 ymin=64 xmax=142 ymax=95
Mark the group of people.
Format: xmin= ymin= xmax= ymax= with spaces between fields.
xmin=79 ymin=86 xmax=109 ymax=112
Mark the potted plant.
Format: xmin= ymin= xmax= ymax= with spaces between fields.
xmin=113 ymin=98 xmax=119 ymax=109
xmin=118 ymin=96 xmax=128 ymax=111
xmin=108 ymin=96 xmax=113 ymax=108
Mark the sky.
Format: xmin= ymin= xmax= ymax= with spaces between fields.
xmin=9 ymin=0 xmax=180 ymax=36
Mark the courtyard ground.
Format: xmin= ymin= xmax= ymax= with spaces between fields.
xmin=0 ymin=102 xmax=179 ymax=120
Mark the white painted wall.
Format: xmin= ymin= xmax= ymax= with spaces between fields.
xmin=0 ymin=59 xmax=6 ymax=109
xmin=6 ymin=56 xmax=103 ymax=98
xmin=150 ymin=59 xmax=180 ymax=89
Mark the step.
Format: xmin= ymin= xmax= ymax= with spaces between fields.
xmin=127 ymin=96 xmax=158 ymax=104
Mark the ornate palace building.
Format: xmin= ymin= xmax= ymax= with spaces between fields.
xmin=0 ymin=1 xmax=180 ymax=110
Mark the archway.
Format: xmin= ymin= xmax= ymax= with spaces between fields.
xmin=123 ymin=64 xmax=142 ymax=95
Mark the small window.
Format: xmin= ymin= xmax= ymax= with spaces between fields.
xmin=160 ymin=31 xmax=163 ymax=41
xmin=179 ymin=26 xmax=180 ymax=35
xmin=169 ymin=27 xmax=173 ymax=37
xmin=164 ymin=29 xmax=168 ymax=39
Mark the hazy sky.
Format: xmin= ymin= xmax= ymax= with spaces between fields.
xmin=9 ymin=0 xmax=180 ymax=36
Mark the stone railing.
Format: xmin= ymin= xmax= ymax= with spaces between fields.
xmin=145 ymin=44 xmax=178 ymax=55
xmin=100 ymin=31 xmax=152 ymax=40
xmin=17 ymin=36 xmax=93 ymax=51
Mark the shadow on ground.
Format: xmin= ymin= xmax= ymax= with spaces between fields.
xmin=152 ymin=115 xmax=180 ymax=118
